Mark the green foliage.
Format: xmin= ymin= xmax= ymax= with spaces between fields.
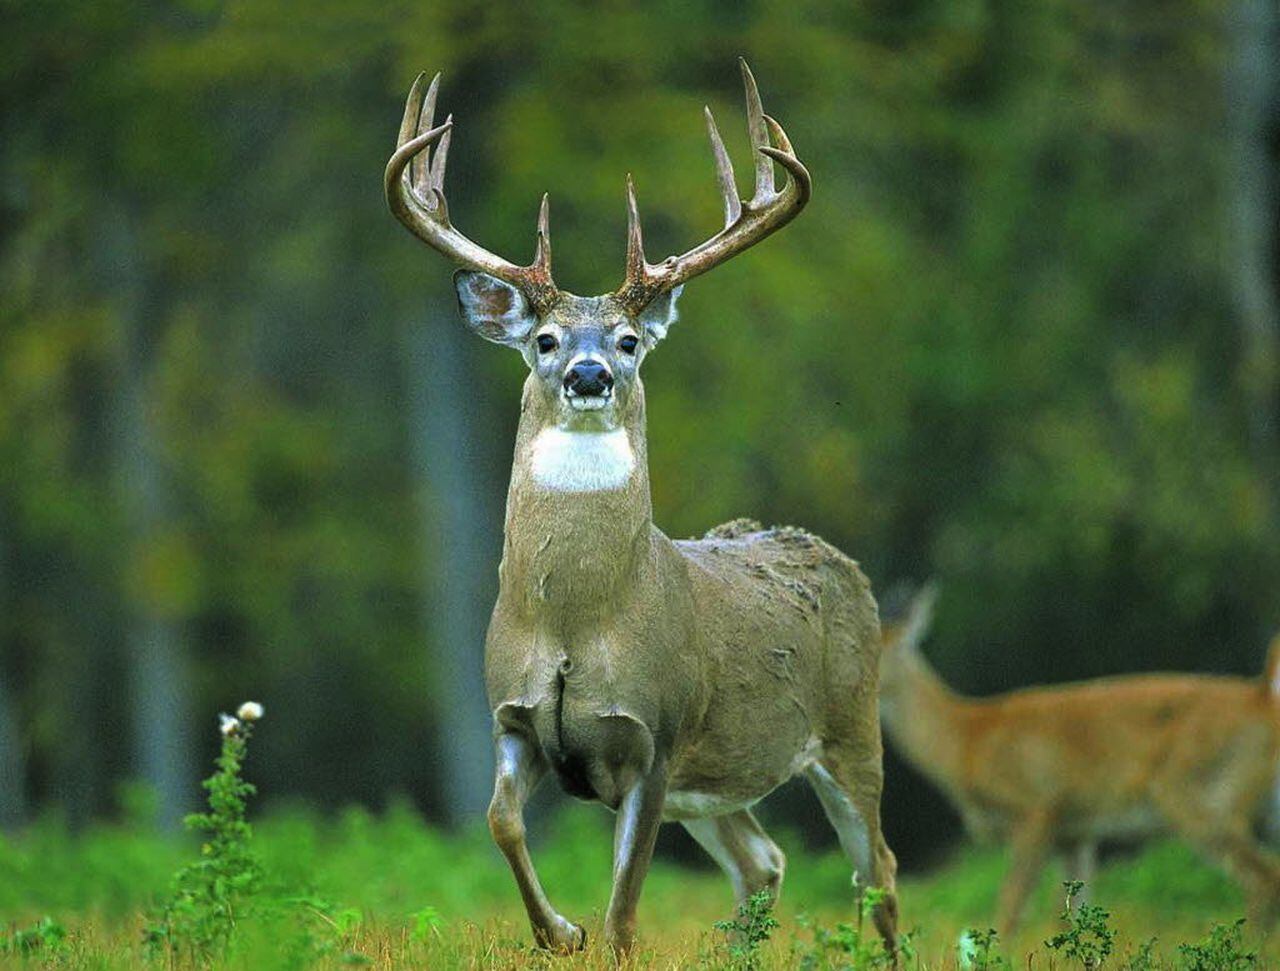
xmin=1044 ymin=880 xmax=1116 ymax=968
xmin=713 ymin=889 xmax=780 ymax=971
xmin=0 ymin=917 xmax=66 ymax=957
xmin=1176 ymin=919 xmax=1256 ymax=971
xmin=958 ymin=928 xmax=1009 ymax=970
xmin=792 ymin=886 xmax=907 ymax=970
xmin=1123 ymin=938 xmax=1158 ymax=971
xmin=144 ymin=711 xmax=264 ymax=959
xmin=138 ymin=705 xmax=401 ymax=966
xmin=2 ymin=811 xmax=1280 ymax=968
xmin=409 ymin=906 xmax=444 ymax=944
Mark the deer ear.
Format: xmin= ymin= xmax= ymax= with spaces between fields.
xmin=638 ymin=285 xmax=684 ymax=348
xmin=454 ymin=271 xmax=537 ymax=345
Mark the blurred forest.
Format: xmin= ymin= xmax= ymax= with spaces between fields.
xmin=2 ymin=0 xmax=1278 ymax=867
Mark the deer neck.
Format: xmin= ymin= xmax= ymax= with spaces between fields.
xmin=880 ymin=647 xmax=970 ymax=790
xmin=498 ymin=377 xmax=654 ymax=622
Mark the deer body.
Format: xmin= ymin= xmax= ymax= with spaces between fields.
xmin=882 ymin=588 xmax=1280 ymax=934
xmin=492 ymin=422 xmax=879 ymax=816
xmin=386 ymin=63 xmax=898 ymax=955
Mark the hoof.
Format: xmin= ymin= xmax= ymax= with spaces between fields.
xmin=536 ymin=916 xmax=587 ymax=954
xmin=604 ymin=922 xmax=636 ymax=956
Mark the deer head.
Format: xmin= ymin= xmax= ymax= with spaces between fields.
xmin=385 ymin=60 xmax=810 ymax=436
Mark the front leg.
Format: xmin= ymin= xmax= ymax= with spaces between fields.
xmin=604 ymin=764 xmax=668 ymax=953
xmin=487 ymin=731 xmax=585 ymax=952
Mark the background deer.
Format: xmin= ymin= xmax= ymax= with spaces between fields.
xmin=881 ymin=584 xmax=1280 ymax=935
xmin=385 ymin=62 xmax=898 ymax=955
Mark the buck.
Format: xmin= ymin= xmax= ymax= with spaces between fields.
xmin=880 ymin=584 xmax=1280 ymax=935
xmin=385 ymin=62 xmax=898 ymax=955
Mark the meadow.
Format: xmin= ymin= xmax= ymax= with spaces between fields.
xmin=1 ymin=778 xmax=1274 ymax=969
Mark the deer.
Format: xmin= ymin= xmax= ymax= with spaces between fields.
xmin=384 ymin=61 xmax=898 ymax=956
xmin=880 ymin=583 xmax=1280 ymax=936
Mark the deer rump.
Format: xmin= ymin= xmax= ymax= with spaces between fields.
xmin=499 ymin=520 xmax=881 ymax=814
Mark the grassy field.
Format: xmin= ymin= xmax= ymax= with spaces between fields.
xmin=1 ymin=796 xmax=1275 ymax=970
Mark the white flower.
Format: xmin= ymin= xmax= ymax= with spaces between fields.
xmin=219 ymin=713 xmax=241 ymax=736
xmin=237 ymin=701 xmax=264 ymax=722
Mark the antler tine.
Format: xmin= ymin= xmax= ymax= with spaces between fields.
xmin=739 ymin=58 xmax=774 ymax=204
xmin=761 ymin=115 xmax=812 ymax=208
xmin=534 ymin=193 xmax=552 ymax=274
xmin=624 ymin=174 xmax=645 ymax=278
xmin=397 ymin=73 xmax=428 ymax=147
xmin=428 ymin=112 xmax=452 ymax=198
xmin=411 ymin=72 xmax=441 ymax=196
xmin=386 ymin=73 xmax=559 ymax=309
xmin=704 ymin=107 xmax=741 ymax=229
xmin=613 ymin=60 xmax=812 ymax=314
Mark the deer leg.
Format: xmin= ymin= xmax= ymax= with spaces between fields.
xmin=1063 ymin=839 xmax=1098 ymax=904
xmin=1155 ymin=794 xmax=1280 ymax=927
xmin=683 ymin=809 xmax=786 ymax=906
xmin=603 ymin=765 xmax=668 ymax=954
xmin=806 ymin=754 xmax=899 ymax=956
xmin=487 ymin=731 xmax=585 ymax=952
xmin=996 ymin=806 xmax=1056 ymax=938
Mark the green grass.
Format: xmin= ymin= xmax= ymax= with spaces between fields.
xmin=1 ymin=801 xmax=1274 ymax=969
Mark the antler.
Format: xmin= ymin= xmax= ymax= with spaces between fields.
xmin=615 ymin=58 xmax=812 ymax=314
xmin=385 ymin=72 xmax=559 ymax=310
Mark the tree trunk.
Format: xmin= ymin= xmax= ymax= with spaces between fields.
xmin=101 ymin=207 xmax=194 ymax=830
xmin=0 ymin=534 xmax=25 ymax=828
xmin=402 ymin=300 xmax=503 ymax=822
xmin=1227 ymin=0 xmax=1280 ymax=500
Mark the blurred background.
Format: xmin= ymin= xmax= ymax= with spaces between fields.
xmin=2 ymin=0 xmax=1277 ymax=871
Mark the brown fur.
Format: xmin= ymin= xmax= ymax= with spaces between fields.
xmin=881 ymin=591 xmax=1280 ymax=933
xmin=486 ymin=343 xmax=896 ymax=952
xmin=386 ymin=62 xmax=893 ymax=957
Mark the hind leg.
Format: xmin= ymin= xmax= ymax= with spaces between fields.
xmin=684 ymin=809 xmax=786 ymax=906
xmin=1153 ymin=790 xmax=1280 ymax=927
xmin=1062 ymin=839 xmax=1098 ymax=907
xmin=806 ymin=748 xmax=899 ymax=953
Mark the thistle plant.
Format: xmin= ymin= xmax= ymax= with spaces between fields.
xmin=713 ymin=889 xmax=779 ymax=971
xmin=145 ymin=701 xmax=265 ymax=961
xmin=1177 ymin=919 xmax=1256 ymax=970
xmin=795 ymin=885 xmax=907 ymax=970
xmin=958 ymin=927 xmax=1010 ymax=971
xmin=1044 ymin=880 xmax=1116 ymax=968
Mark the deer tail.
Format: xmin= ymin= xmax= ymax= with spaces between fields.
xmin=1264 ymin=631 xmax=1280 ymax=700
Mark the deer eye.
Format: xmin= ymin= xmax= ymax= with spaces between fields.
xmin=618 ymin=334 xmax=639 ymax=355
xmin=536 ymin=334 xmax=558 ymax=355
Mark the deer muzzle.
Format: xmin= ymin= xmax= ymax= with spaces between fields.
xmin=563 ymin=359 xmax=614 ymax=408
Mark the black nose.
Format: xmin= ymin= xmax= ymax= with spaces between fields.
xmin=564 ymin=360 xmax=614 ymax=396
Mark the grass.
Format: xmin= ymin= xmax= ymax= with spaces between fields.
xmin=1 ymin=713 xmax=1273 ymax=969
xmin=1 ymin=803 xmax=1275 ymax=969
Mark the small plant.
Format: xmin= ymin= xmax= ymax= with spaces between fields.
xmin=1121 ymin=937 xmax=1158 ymax=971
xmin=409 ymin=905 xmax=444 ymax=944
xmin=794 ymin=886 xmax=906 ymax=970
xmin=958 ymin=927 xmax=1010 ymax=971
xmin=1044 ymin=880 xmax=1116 ymax=968
xmin=713 ymin=889 xmax=779 ymax=971
xmin=1176 ymin=919 xmax=1256 ymax=970
xmin=144 ymin=701 xmax=265 ymax=960
xmin=0 ymin=916 xmax=67 ymax=956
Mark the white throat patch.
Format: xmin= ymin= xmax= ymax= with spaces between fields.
xmin=529 ymin=428 xmax=634 ymax=492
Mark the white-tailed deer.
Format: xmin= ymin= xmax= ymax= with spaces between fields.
xmin=385 ymin=62 xmax=897 ymax=955
xmin=881 ymin=584 xmax=1280 ymax=935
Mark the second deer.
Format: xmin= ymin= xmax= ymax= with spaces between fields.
xmin=881 ymin=584 xmax=1280 ymax=935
